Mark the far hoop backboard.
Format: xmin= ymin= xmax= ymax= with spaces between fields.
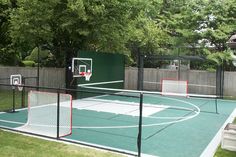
xmin=72 ymin=58 xmax=92 ymax=80
xmin=10 ymin=74 xmax=23 ymax=91
xmin=10 ymin=74 xmax=22 ymax=85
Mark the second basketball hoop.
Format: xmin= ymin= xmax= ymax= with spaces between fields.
xmin=72 ymin=58 xmax=92 ymax=81
xmin=10 ymin=74 xmax=23 ymax=91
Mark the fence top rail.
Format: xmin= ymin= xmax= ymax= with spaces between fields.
xmin=0 ymin=76 xmax=38 ymax=80
xmin=78 ymin=84 xmax=219 ymax=99
xmin=0 ymin=83 xmax=140 ymax=98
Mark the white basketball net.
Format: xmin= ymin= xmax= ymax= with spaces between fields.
xmin=14 ymin=81 xmax=23 ymax=91
xmin=17 ymin=84 xmax=23 ymax=91
xmin=84 ymin=72 xmax=92 ymax=81
xmin=12 ymin=80 xmax=23 ymax=91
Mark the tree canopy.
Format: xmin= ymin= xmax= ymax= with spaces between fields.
xmin=1 ymin=0 xmax=236 ymax=68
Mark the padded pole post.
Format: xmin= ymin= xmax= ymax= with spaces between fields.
xmin=137 ymin=92 xmax=143 ymax=157
xmin=57 ymin=90 xmax=60 ymax=139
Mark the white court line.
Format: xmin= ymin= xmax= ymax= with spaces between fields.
xmin=74 ymin=98 xmax=167 ymax=117
xmin=79 ymin=80 xmax=123 ymax=86
xmin=0 ymin=112 xmax=199 ymax=129
xmin=0 ymin=107 xmax=28 ymax=114
xmin=0 ymin=101 xmax=71 ymax=116
xmin=148 ymin=116 xmax=191 ymax=120
xmin=1 ymin=92 xmax=201 ymax=130
xmin=76 ymin=98 xmax=197 ymax=117
xmin=0 ymin=119 xmax=25 ymax=125
xmin=200 ymin=108 xmax=236 ymax=157
xmin=78 ymin=85 xmax=218 ymax=98
xmin=59 ymin=137 xmax=158 ymax=157
xmin=218 ymin=99 xmax=236 ymax=103
xmin=1 ymin=103 xmax=199 ymax=130
xmin=143 ymin=81 xmax=216 ymax=88
xmin=70 ymin=96 xmax=200 ymax=129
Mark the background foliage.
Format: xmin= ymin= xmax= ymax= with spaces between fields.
xmin=1 ymin=0 xmax=236 ymax=69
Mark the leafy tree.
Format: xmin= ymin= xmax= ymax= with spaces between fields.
xmin=201 ymin=0 xmax=236 ymax=51
xmin=195 ymin=0 xmax=236 ymax=70
xmin=3 ymin=0 xmax=236 ymax=69
xmin=0 ymin=0 xmax=20 ymax=65
xmin=9 ymin=0 xmax=149 ymax=67
xmin=10 ymin=0 xmax=55 ymax=50
xmin=25 ymin=47 xmax=49 ymax=62
xmin=206 ymin=49 xmax=232 ymax=66
xmin=146 ymin=0 xmax=235 ymax=69
xmin=127 ymin=0 xmax=171 ymax=66
xmin=0 ymin=0 xmax=10 ymax=48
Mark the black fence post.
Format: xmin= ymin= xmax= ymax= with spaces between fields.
xmin=178 ymin=48 xmax=181 ymax=80
xmin=57 ymin=90 xmax=60 ymax=139
xmin=215 ymin=97 xmax=218 ymax=114
xmin=216 ymin=65 xmax=223 ymax=98
xmin=21 ymin=76 xmax=25 ymax=108
xmin=221 ymin=63 xmax=224 ymax=97
xmin=137 ymin=51 xmax=144 ymax=91
xmin=12 ymin=86 xmax=15 ymax=112
xmin=37 ymin=45 xmax=40 ymax=91
xmin=137 ymin=92 xmax=143 ymax=157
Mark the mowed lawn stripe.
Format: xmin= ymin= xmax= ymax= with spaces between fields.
xmin=0 ymin=130 xmax=123 ymax=157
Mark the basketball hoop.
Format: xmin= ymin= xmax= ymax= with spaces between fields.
xmin=12 ymin=83 xmax=23 ymax=91
xmin=79 ymin=72 xmax=86 ymax=76
xmin=17 ymin=84 xmax=24 ymax=91
xmin=13 ymin=82 xmax=23 ymax=91
xmin=72 ymin=58 xmax=93 ymax=78
xmin=79 ymin=69 xmax=92 ymax=81
xmin=84 ymin=72 xmax=92 ymax=81
xmin=10 ymin=74 xmax=22 ymax=91
xmin=78 ymin=72 xmax=92 ymax=81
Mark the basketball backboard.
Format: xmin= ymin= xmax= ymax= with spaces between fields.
xmin=10 ymin=74 xmax=22 ymax=85
xmin=10 ymin=74 xmax=23 ymax=91
xmin=72 ymin=58 xmax=92 ymax=81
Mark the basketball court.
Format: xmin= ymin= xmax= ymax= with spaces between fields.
xmin=0 ymin=52 xmax=236 ymax=157
xmin=1 ymin=85 xmax=236 ymax=157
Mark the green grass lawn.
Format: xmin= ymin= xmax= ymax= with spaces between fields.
xmin=214 ymin=118 xmax=236 ymax=157
xmin=234 ymin=118 xmax=236 ymax=124
xmin=214 ymin=147 xmax=236 ymax=157
xmin=0 ymin=89 xmax=27 ymax=111
xmin=0 ymin=90 xmax=122 ymax=157
xmin=0 ymin=130 xmax=123 ymax=157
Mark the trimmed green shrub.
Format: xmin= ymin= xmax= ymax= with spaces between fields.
xmin=22 ymin=60 xmax=36 ymax=67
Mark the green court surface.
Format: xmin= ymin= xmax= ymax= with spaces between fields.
xmin=0 ymin=94 xmax=236 ymax=157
